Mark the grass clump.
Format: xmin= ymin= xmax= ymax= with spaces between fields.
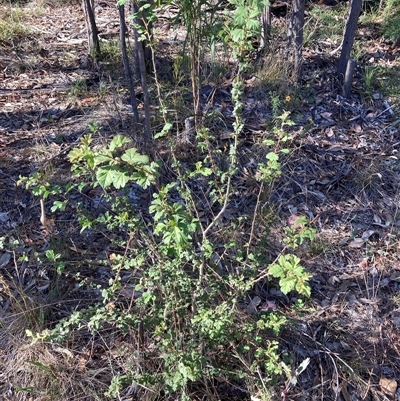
xmin=0 ymin=275 xmax=111 ymax=400
xmin=0 ymin=6 xmax=32 ymax=42
xmin=381 ymin=0 xmax=400 ymax=41
xmin=304 ymin=4 xmax=348 ymax=48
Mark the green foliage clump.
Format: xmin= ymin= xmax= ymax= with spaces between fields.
xmin=19 ymin=1 xmax=315 ymax=398
xmin=0 ymin=6 xmax=31 ymax=42
xmin=21 ymin=117 xmax=312 ymax=398
xmin=382 ymin=0 xmax=400 ymax=41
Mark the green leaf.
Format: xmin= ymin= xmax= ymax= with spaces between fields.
xmin=195 ymin=162 xmax=213 ymax=176
xmin=140 ymin=2 xmax=151 ymax=10
xmin=93 ymin=153 xmax=112 ymax=166
xmin=68 ymin=147 xmax=82 ymax=163
xmin=279 ymin=277 xmax=296 ymax=295
xmin=296 ymin=281 xmax=311 ymax=297
xmin=25 ymin=360 xmax=52 ymax=372
xmin=263 ymin=139 xmax=275 ymax=146
xmin=266 ymin=152 xmax=279 ymax=161
xmin=109 ymin=135 xmax=130 ymax=152
xmin=231 ymin=28 xmax=245 ymax=42
xmin=15 ymin=386 xmax=39 ymax=393
xmin=268 ymin=263 xmax=283 ymax=278
xmin=51 ymin=200 xmax=67 ymax=212
xmin=96 ymin=166 xmax=130 ymax=189
xmin=154 ymin=122 xmax=173 ymax=139
xmin=293 ymin=265 xmax=305 ymax=276
xmin=121 ymin=148 xmax=149 ymax=165
xmin=131 ymin=171 xmax=153 ymax=189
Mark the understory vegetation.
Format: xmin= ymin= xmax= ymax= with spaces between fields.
xmin=0 ymin=0 xmax=400 ymax=400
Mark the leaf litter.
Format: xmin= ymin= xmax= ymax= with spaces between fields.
xmin=0 ymin=1 xmax=400 ymax=400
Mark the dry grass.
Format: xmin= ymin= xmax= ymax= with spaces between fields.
xmin=0 ymin=276 xmax=121 ymax=400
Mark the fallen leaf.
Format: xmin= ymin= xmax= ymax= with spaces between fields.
xmin=348 ymin=238 xmax=365 ymax=248
xmin=288 ymin=214 xmax=301 ymax=228
xmin=340 ymin=341 xmax=352 ymax=351
xmin=246 ymin=296 xmax=262 ymax=315
xmin=362 ymin=230 xmax=376 ymax=240
xmin=260 ymin=300 xmax=277 ymax=311
xmin=359 ymin=297 xmax=380 ymax=304
xmin=389 ymin=272 xmax=400 ymax=281
xmin=340 ymin=382 xmax=351 ymax=401
xmin=251 ymin=296 xmax=261 ymax=307
xmin=384 ymin=213 xmax=393 ymax=225
xmin=0 ymin=252 xmax=11 ymax=267
xmin=379 ymin=377 xmax=397 ymax=397
xmin=119 ymin=285 xmax=142 ymax=299
xmin=373 ymin=214 xmax=382 ymax=224
xmin=327 ymin=127 xmax=334 ymax=137
xmin=369 ymin=267 xmax=378 ymax=276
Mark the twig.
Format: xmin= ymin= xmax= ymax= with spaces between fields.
xmin=375 ymin=104 xmax=394 ymax=119
xmin=201 ymin=174 xmax=232 ymax=241
xmin=197 ymin=174 xmax=232 ymax=284
xmin=40 ymin=198 xmax=47 ymax=227
xmin=246 ymin=181 xmax=264 ymax=255
xmin=329 ymin=41 xmax=343 ymax=55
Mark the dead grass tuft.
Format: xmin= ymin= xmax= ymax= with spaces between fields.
xmin=0 ymin=276 xmax=114 ymax=400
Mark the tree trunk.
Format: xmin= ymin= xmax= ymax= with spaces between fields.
xmin=260 ymin=2 xmax=272 ymax=51
xmin=118 ymin=4 xmax=140 ymax=127
xmin=81 ymin=0 xmax=100 ymax=59
xmin=130 ymin=0 xmax=154 ymax=74
xmin=337 ymin=0 xmax=362 ymax=79
xmin=288 ymin=0 xmax=305 ymax=81
xmin=131 ymin=0 xmax=151 ymax=144
xmin=343 ymin=58 xmax=356 ymax=98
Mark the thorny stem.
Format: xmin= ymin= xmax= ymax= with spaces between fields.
xmin=198 ymin=73 xmax=242 ymax=283
xmin=201 ymin=174 xmax=233 ymax=242
xmin=246 ymin=181 xmax=264 ymax=256
xmin=198 ymin=174 xmax=232 ymax=285
xmin=142 ymin=18 xmax=167 ymax=124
